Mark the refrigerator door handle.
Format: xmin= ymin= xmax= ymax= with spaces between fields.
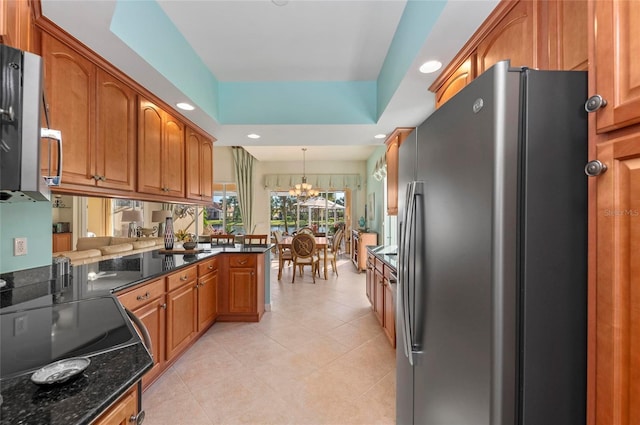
xmin=401 ymin=181 xmax=419 ymax=365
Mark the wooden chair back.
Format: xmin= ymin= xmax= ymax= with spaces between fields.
xmin=210 ymin=235 xmax=235 ymax=245
xmin=243 ymin=234 xmax=268 ymax=245
xmin=297 ymin=227 xmax=314 ymax=235
xmin=291 ymin=233 xmax=317 ymax=259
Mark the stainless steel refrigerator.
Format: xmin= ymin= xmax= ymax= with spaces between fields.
xmin=396 ymin=61 xmax=587 ymax=425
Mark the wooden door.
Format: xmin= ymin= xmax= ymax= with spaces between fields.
xmin=228 ymin=268 xmax=255 ymax=314
xmin=383 ymin=277 xmax=395 ymax=348
xmin=95 ymin=69 xmax=136 ymax=191
xmin=186 ymin=130 xmax=203 ymax=200
xmin=166 ymin=283 xmax=197 ymax=361
xmin=592 ymin=0 xmax=640 ymax=133
xmin=374 ymin=266 xmax=384 ymax=325
xmin=137 ymin=99 xmax=164 ymax=195
xmin=197 ymin=270 xmax=218 ymax=331
xmin=200 ymin=139 xmax=214 ymax=202
xmin=385 ymin=128 xmax=413 ymax=215
xmin=547 ymin=0 xmax=588 ymax=71
xmin=132 ymin=296 xmax=166 ymax=390
xmin=435 ymin=57 xmax=476 ymax=108
xmin=92 ymin=387 xmax=137 ymax=425
xmin=591 ymin=137 xmax=640 ymax=425
xmin=52 ymin=233 xmax=71 ymax=253
xmin=41 ymin=33 xmax=95 ymax=187
xmin=163 ymin=114 xmax=185 ymax=198
xmin=476 ymin=0 xmax=536 ymax=73
xmin=2 ymin=0 xmax=33 ymax=51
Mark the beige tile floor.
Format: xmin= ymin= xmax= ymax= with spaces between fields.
xmin=143 ymin=254 xmax=396 ymax=425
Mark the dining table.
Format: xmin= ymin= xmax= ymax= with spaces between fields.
xmin=280 ymin=235 xmax=329 ymax=280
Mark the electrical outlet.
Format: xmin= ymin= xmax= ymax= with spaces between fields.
xmin=14 ymin=237 xmax=27 ymax=256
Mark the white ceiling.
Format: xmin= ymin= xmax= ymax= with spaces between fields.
xmin=40 ymin=0 xmax=499 ymax=162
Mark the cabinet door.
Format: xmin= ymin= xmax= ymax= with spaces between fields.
xmin=166 ymin=283 xmax=197 ymax=361
xmin=592 ymin=137 xmax=640 ymax=425
xmin=228 ymin=268 xmax=255 ymax=314
xmin=476 ymin=0 xmax=536 ymax=74
xmin=592 ymin=0 xmax=640 ymax=133
xmin=186 ymin=129 xmax=206 ymax=201
xmin=547 ymin=0 xmax=588 ymax=71
xmin=92 ymin=387 xmax=137 ymax=425
xmin=1 ymin=0 xmax=33 ymax=51
xmin=365 ymin=257 xmax=374 ymax=305
xmin=197 ymin=270 xmax=218 ymax=331
xmin=42 ymin=33 xmax=95 ymax=186
xmin=95 ymin=69 xmax=136 ymax=191
xmin=435 ymin=57 xmax=475 ymax=108
xmin=374 ymin=268 xmax=384 ymax=325
xmin=163 ymin=114 xmax=185 ymax=197
xmin=383 ymin=279 xmax=395 ymax=348
xmin=200 ymin=139 xmax=214 ymax=201
xmin=137 ymin=100 xmax=164 ymax=195
xmin=52 ymin=233 xmax=71 ymax=253
xmin=132 ymin=296 xmax=166 ymax=389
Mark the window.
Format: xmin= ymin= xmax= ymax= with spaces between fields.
xmin=207 ymin=183 xmax=243 ymax=234
xmin=270 ymin=190 xmax=346 ymax=235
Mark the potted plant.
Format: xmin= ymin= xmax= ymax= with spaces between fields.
xmin=175 ymin=229 xmax=197 ymax=250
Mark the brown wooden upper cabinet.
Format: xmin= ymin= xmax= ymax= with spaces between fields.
xmin=385 ymin=128 xmax=414 ymax=216
xmin=41 ymin=33 xmax=136 ymax=192
xmin=138 ymin=99 xmax=185 ymax=198
xmin=589 ymin=2 xmax=640 ymax=424
xmin=186 ymin=128 xmax=214 ymax=202
xmin=476 ymin=0 xmax=537 ymax=74
xmin=592 ymin=0 xmax=640 ymax=133
xmin=431 ymin=0 xmax=587 ymax=108
xmin=1 ymin=0 xmax=36 ymax=52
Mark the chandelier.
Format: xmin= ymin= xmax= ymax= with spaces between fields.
xmin=289 ymin=148 xmax=319 ymax=200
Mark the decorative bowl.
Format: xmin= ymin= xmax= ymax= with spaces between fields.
xmin=183 ymin=241 xmax=197 ymax=250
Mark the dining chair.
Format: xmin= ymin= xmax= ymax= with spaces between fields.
xmin=297 ymin=227 xmax=314 ymax=235
xmin=319 ymin=228 xmax=344 ymax=276
xmin=210 ymin=235 xmax=235 ymax=245
xmin=290 ymin=233 xmax=319 ymax=283
xmin=243 ymin=234 xmax=268 ymax=245
xmin=276 ymin=242 xmax=293 ymax=280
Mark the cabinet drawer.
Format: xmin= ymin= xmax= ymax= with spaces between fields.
xmin=166 ymin=265 xmax=197 ymax=292
xmin=375 ymin=258 xmax=384 ymax=273
xmin=228 ymin=254 xmax=256 ymax=268
xmin=198 ymin=258 xmax=218 ymax=276
xmin=118 ymin=278 xmax=164 ymax=311
xmin=384 ymin=265 xmax=395 ymax=280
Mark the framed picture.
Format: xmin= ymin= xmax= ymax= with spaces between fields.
xmin=368 ymin=193 xmax=375 ymax=222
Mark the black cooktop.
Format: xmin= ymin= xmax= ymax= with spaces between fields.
xmin=0 ymin=296 xmax=137 ymax=379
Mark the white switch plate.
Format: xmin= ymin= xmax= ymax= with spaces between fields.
xmin=14 ymin=237 xmax=27 ymax=256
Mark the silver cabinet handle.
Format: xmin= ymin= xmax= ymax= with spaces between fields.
xmin=585 ymin=160 xmax=607 ymax=177
xmin=129 ymin=410 xmax=145 ymax=425
xmin=584 ymin=94 xmax=607 ymax=113
xmin=180 ymin=275 xmax=188 ymax=281
xmin=136 ymin=292 xmax=150 ymax=301
xmin=208 ymin=265 xmax=214 ymax=270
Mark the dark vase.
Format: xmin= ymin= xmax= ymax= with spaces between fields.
xmin=164 ymin=217 xmax=174 ymax=250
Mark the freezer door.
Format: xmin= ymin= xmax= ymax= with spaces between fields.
xmin=396 ymin=129 xmax=417 ymax=425
xmin=411 ymin=61 xmax=521 ymax=425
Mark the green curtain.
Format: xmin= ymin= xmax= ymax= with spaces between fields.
xmin=232 ymin=147 xmax=255 ymax=234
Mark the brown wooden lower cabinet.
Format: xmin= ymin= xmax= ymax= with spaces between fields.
xmin=91 ymin=385 xmax=138 ymax=425
xmin=52 ymin=232 xmax=72 ymax=253
xmin=197 ymin=258 xmax=218 ymax=331
xmin=116 ymin=253 xmax=262 ymax=392
xmin=166 ymin=275 xmax=198 ymax=361
xmin=218 ymin=253 xmax=265 ymax=322
xmin=366 ymin=251 xmax=396 ymax=347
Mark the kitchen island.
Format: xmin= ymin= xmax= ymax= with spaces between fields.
xmin=0 ymin=243 xmax=272 ymax=424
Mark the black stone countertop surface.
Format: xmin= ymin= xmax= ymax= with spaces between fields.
xmin=368 ymin=245 xmax=398 ymax=271
xmin=0 ymin=243 xmax=272 ymax=424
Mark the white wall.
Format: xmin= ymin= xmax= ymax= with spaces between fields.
xmin=213 ymin=146 xmax=369 ymax=234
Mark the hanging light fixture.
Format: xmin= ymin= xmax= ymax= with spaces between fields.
xmin=289 ymin=148 xmax=319 ymax=200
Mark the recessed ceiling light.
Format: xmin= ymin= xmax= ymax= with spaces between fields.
xmin=176 ymin=102 xmax=195 ymax=111
xmin=419 ymin=60 xmax=442 ymax=74
xmin=247 ymin=134 xmax=261 ymax=139
xmin=374 ymin=134 xmax=386 ymax=139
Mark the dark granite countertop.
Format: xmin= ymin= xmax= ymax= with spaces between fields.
xmin=368 ymin=245 xmax=398 ymax=271
xmin=0 ymin=244 xmax=272 ymax=424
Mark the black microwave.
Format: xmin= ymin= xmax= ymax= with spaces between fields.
xmin=0 ymin=44 xmax=62 ymax=203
